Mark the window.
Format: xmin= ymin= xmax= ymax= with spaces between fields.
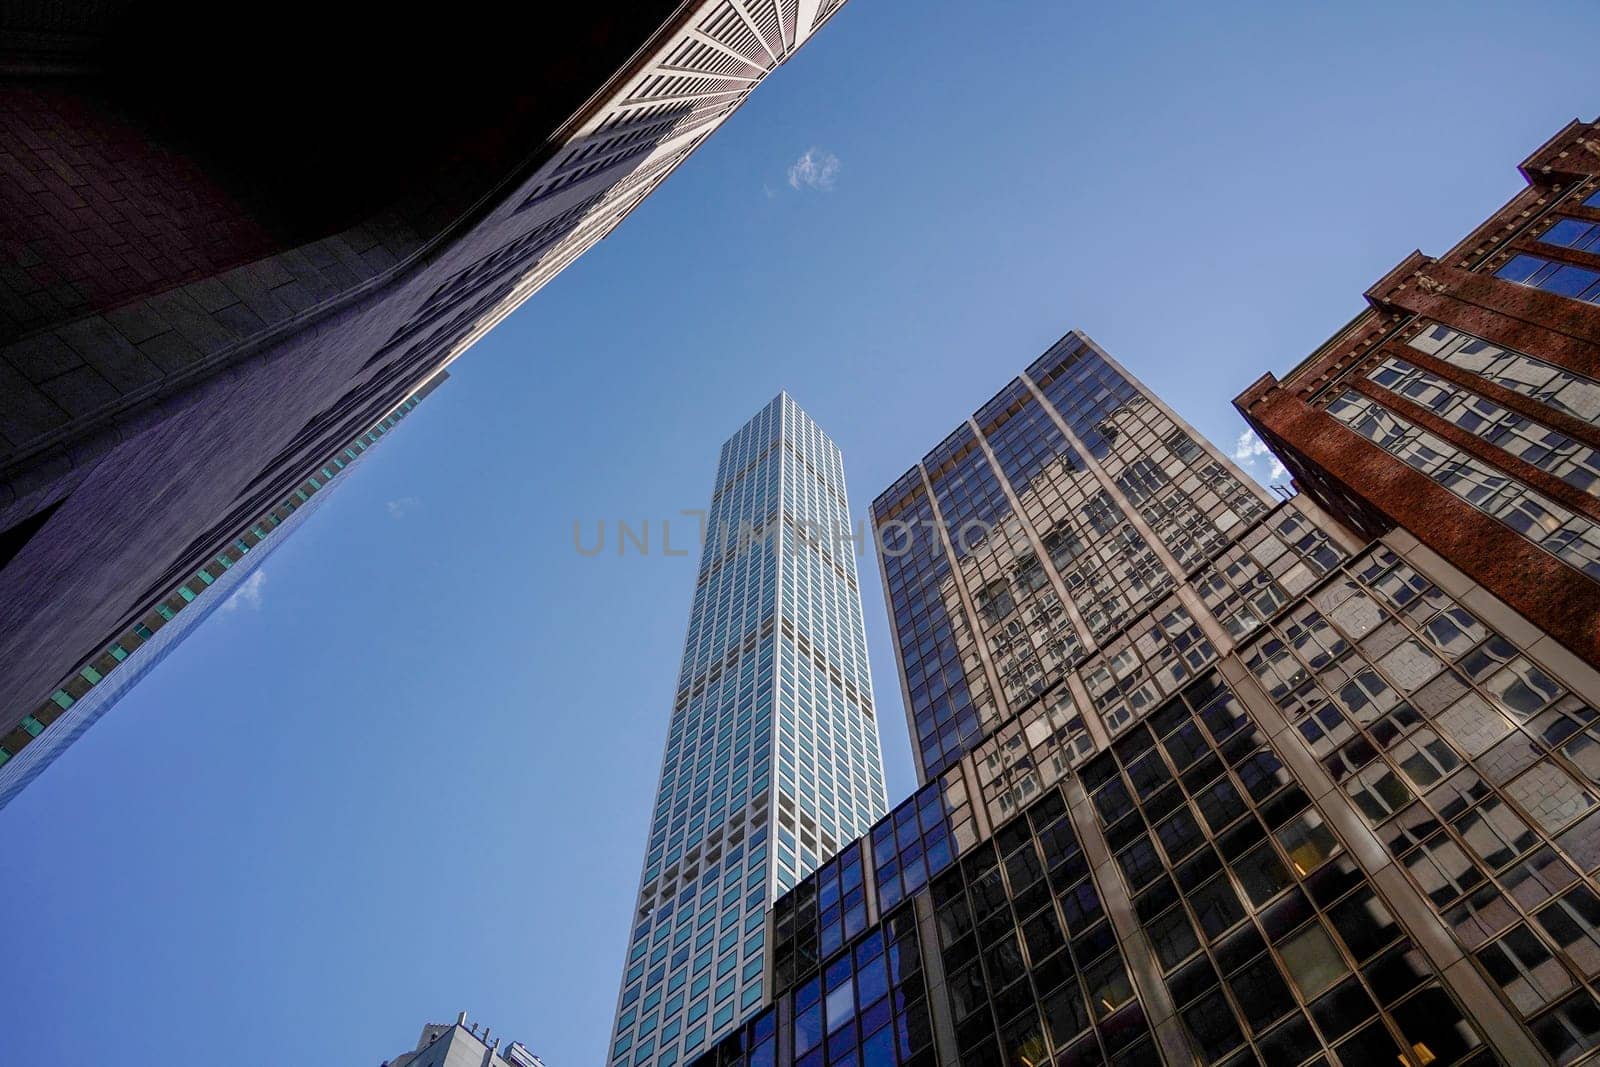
xmin=1496 ymin=254 xmax=1600 ymax=304
xmin=1279 ymin=922 xmax=1348 ymax=999
xmin=1277 ymin=811 xmax=1339 ymax=876
xmin=1541 ymin=218 xmax=1600 ymax=253
xmin=1478 ymin=923 xmax=1575 ymax=1014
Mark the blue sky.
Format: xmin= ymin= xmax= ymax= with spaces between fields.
xmin=4 ymin=3 xmax=1599 ymax=1064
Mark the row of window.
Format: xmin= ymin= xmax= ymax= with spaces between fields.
xmin=1327 ymin=390 xmax=1600 ymax=582
xmin=1405 ymin=322 xmax=1600 ymax=423
xmin=1369 ymin=356 xmax=1600 ymax=497
xmin=1492 ymin=187 xmax=1600 ymax=306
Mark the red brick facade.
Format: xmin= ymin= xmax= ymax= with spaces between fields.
xmin=1236 ymin=118 xmax=1600 ymax=669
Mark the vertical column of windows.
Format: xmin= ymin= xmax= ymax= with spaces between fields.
xmin=1012 ymin=351 xmax=1173 ymax=640
xmin=926 ymin=424 xmax=1047 ymax=736
xmin=875 ymin=467 xmax=996 ymax=782
xmin=1245 ymin=545 xmax=1600 ymax=1060
xmin=965 ymin=385 xmax=1091 ymax=718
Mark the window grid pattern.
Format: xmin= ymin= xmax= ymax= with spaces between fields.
xmin=694 ymin=330 xmax=1600 ymax=1067
xmin=971 ymin=683 xmax=1096 ymax=829
xmin=1028 ymin=339 xmax=1269 ymax=571
xmin=1245 ymin=545 xmax=1600 ymax=1062
xmin=795 ymin=914 xmax=932 ymax=1067
xmin=963 ymin=389 xmax=1089 ymax=720
xmin=928 ymin=421 xmax=1076 ymax=747
xmin=1020 ymin=343 xmax=1176 ymax=640
xmin=1327 ymin=390 xmax=1600 ymax=582
xmin=876 ymin=334 xmax=1291 ymax=784
xmin=708 ymin=910 xmax=936 ymax=1067
xmin=1078 ymin=596 xmax=1216 ymax=737
xmin=772 ymin=767 xmax=979 ymax=1002
xmin=1080 ymin=672 xmax=1487 ymax=1066
xmin=870 ymin=771 xmax=972 ymax=917
xmin=771 ymin=844 xmax=867 ymax=996
xmin=932 ymin=788 xmax=1158 ymax=1066
xmin=1194 ymin=506 xmax=1348 ymax=642
xmin=874 ymin=477 xmax=996 ymax=783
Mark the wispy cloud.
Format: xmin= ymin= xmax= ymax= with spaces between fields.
xmin=1233 ymin=429 xmax=1288 ymax=481
xmin=222 ymin=569 xmax=267 ymax=613
xmin=787 ymin=148 xmax=841 ymax=192
xmin=386 ymin=496 xmax=421 ymax=520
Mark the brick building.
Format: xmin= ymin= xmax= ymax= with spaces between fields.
xmin=0 ymin=2 xmax=851 ymax=754
xmin=1237 ymin=117 xmax=1600 ymax=675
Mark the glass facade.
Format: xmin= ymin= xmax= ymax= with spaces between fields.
xmin=1404 ymin=324 xmax=1600 ymax=424
xmin=693 ymin=330 xmax=1600 ymax=1067
xmin=610 ymin=394 xmax=889 ymax=1067
xmin=873 ymin=332 xmax=1269 ymax=785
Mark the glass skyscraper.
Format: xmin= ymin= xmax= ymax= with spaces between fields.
xmin=609 ymin=394 xmax=889 ymax=1067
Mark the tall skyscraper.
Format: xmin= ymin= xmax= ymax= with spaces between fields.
xmin=1235 ymin=115 xmax=1600 ymax=675
xmin=692 ymin=327 xmax=1600 ymax=1067
xmin=609 ymin=394 xmax=889 ymax=1067
xmin=0 ymin=1 xmax=853 ymax=745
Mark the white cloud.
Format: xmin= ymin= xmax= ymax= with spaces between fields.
xmin=1233 ymin=429 xmax=1289 ymax=482
xmin=386 ymin=496 xmax=421 ymax=520
xmin=787 ymin=148 xmax=841 ymax=192
xmin=1233 ymin=429 xmax=1269 ymax=464
xmin=222 ymin=569 xmax=267 ymax=613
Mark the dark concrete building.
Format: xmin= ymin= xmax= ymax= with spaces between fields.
xmin=0 ymin=2 xmax=850 ymax=745
xmin=690 ymin=328 xmax=1600 ymax=1067
xmin=0 ymin=373 xmax=445 ymax=801
xmin=1236 ymin=117 xmax=1600 ymax=676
